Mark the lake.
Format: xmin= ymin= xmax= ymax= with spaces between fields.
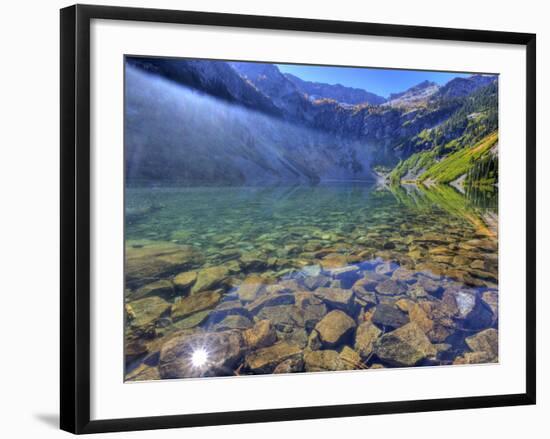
xmin=124 ymin=183 xmax=498 ymax=380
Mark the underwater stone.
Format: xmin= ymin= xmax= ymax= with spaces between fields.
xmin=375 ymin=261 xmax=398 ymax=276
xmin=245 ymin=292 xmax=295 ymax=314
xmin=237 ymin=275 xmax=265 ymax=302
xmin=465 ymin=328 xmax=498 ymax=359
xmin=375 ymin=322 xmax=437 ymax=366
xmin=314 ymin=310 xmax=356 ymax=348
xmin=408 ymin=303 xmax=434 ymax=334
xmin=314 ymin=287 xmax=354 ymax=311
xmin=256 ymin=305 xmax=305 ymax=331
xmin=243 ymin=320 xmax=277 ymax=350
xmin=453 ymin=351 xmax=495 ymax=365
xmin=372 ymin=304 xmax=409 ymax=330
xmin=277 ymin=327 xmax=309 ymax=349
xmin=391 ymin=267 xmax=416 ymax=283
xmin=415 ymin=275 xmax=443 ymax=295
xmin=353 ymin=271 xmax=388 ymax=292
xmin=301 ymin=264 xmax=322 ymax=277
xmin=191 ymin=266 xmax=230 ymax=294
xmin=302 ymin=300 xmax=328 ymax=331
xmin=212 ymin=314 xmax=253 ymax=331
xmin=339 ymin=346 xmax=363 ymax=370
xmin=354 ymin=321 xmax=382 ymax=358
xmin=303 ymin=274 xmax=331 ymax=291
xmin=126 ymin=241 xmax=204 ymax=289
xmin=132 ymin=279 xmax=174 ymax=301
xmin=171 ymin=310 xmax=210 ymax=330
xmin=126 ymin=296 xmax=171 ymax=328
xmin=173 ymin=271 xmax=197 ymax=292
xmin=273 ymin=357 xmax=304 ymax=374
xmin=245 ymin=341 xmax=303 ymax=373
xmin=320 ymin=254 xmax=348 ymax=270
xmin=125 ymin=363 xmax=160 ymax=382
xmin=159 ymin=330 xmax=245 ymax=378
xmin=171 ymin=290 xmax=222 ymax=321
xmin=208 ymin=300 xmax=252 ymax=323
xmin=481 ymin=290 xmax=498 ymax=317
xmin=445 ymin=289 xmax=493 ymax=330
xmin=304 ymin=349 xmax=345 ymax=372
xmin=375 ymin=279 xmax=406 ymax=296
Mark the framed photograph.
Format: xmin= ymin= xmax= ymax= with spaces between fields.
xmin=60 ymin=4 xmax=536 ymax=434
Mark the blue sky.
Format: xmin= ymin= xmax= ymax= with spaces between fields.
xmin=276 ymin=64 xmax=471 ymax=98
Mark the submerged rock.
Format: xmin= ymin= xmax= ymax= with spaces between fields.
xmin=339 ymin=346 xmax=363 ymax=370
xmin=375 ymin=261 xmax=398 ymax=276
xmin=126 ymin=241 xmax=204 ymax=288
xmin=303 ymin=274 xmax=331 ymax=291
xmin=237 ymin=275 xmax=265 ymax=302
xmin=132 ymin=279 xmax=174 ymax=300
xmin=353 ymin=272 xmax=388 ymax=292
xmin=320 ymin=254 xmax=348 ymax=270
xmin=314 ymin=310 xmax=356 ymax=347
xmin=191 ymin=266 xmax=230 ymax=294
xmin=481 ymin=290 xmax=499 ymax=317
xmin=171 ymin=290 xmax=221 ymax=321
xmin=159 ymin=330 xmax=245 ymax=378
xmin=408 ymin=303 xmax=434 ymax=334
xmin=277 ymin=327 xmax=309 ymax=348
xmin=465 ymin=328 xmax=498 ymax=360
xmin=314 ymin=287 xmax=354 ymax=311
xmin=415 ymin=276 xmax=442 ymax=295
xmin=375 ymin=322 xmax=437 ymax=366
xmin=213 ymin=314 xmax=253 ymax=331
xmin=372 ymin=304 xmax=409 ymax=330
xmin=273 ymin=357 xmax=304 ymax=374
xmin=243 ymin=320 xmax=277 ymax=350
xmin=444 ymin=289 xmax=494 ymax=330
xmin=256 ymin=305 xmax=305 ymax=332
xmin=328 ymin=265 xmax=361 ymax=287
xmin=303 ymin=349 xmax=345 ymax=372
xmin=354 ymin=321 xmax=382 ymax=358
xmin=453 ymin=351 xmax=495 ymax=365
xmin=171 ymin=310 xmax=210 ymax=330
xmin=245 ymin=341 xmax=302 ymax=373
xmin=126 ymin=296 xmax=171 ymax=328
xmin=391 ymin=267 xmax=416 ymax=283
xmin=208 ymin=300 xmax=252 ymax=323
xmin=307 ymin=329 xmax=323 ymax=350
xmin=294 ymin=292 xmax=328 ymax=328
xmin=125 ymin=363 xmax=160 ymax=382
xmin=375 ymin=279 xmax=406 ymax=296
xmin=245 ymin=291 xmax=295 ymax=314
xmin=173 ymin=271 xmax=197 ymax=292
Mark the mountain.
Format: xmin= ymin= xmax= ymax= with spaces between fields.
xmin=126 ymin=57 xmax=283 ymax=117
xmin=436 ymin=74 xmax=497 ymax=99
xmin=229 ymin=62 xmax=313 ymax=123
xmin=126 ymin=58 xmax=499 ymax=187
xmin=284 ymin=73 xmax=386 ymax=106
xmin=389 ymin=80 xmax=499 ymax=184
xmin=386 ymin=80 xmax=440 ymax=108
xmin=125 ymin=64 xmax=373 ymax=185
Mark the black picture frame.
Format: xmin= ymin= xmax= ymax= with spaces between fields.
xmin=60 ymin=4 xmax=536 ymax=434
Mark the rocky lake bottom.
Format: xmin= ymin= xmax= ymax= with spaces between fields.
xmin=124 ymin=184 xmax=498 ymax=381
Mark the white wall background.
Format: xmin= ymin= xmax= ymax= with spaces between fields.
xmin=0 ymin=0 xmax=546 ymax=437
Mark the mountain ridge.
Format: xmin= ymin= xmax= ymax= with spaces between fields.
xmin=283 ymin=72 xmax=386 ymax=106
xmin=125 ymin=57 xmax=498 ymax=187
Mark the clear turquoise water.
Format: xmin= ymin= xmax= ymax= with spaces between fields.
xmin=124 ymin=183 xmax=498 ymax=380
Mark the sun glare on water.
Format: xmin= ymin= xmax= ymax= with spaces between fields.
xmin=191 ymin=348 xmax=209 ymax=368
